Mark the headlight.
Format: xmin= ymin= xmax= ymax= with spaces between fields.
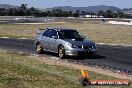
xmin=92 ymin=45 xmax=96 ymax=49
xmin=72 ymin=44 xmax=78 ymax=48
xmin=92 ymin=46 xmax=96 ymax=48
xmin=68 ymin=43 xmax=78 ymax=48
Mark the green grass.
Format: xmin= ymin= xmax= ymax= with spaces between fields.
xmin=0 ymin=50 xmax=131 ymax=88
xmin=0 ymin=21 xmax=132 ymax=44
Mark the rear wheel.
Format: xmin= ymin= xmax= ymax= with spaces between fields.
xmin=58 ymin=45 xmax=65 ymax=59
xmin=36 ymin=43 xmax=43 ymax=54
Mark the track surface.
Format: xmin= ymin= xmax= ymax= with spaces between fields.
xmin=0 ymin=38 xmax=132 ymax=73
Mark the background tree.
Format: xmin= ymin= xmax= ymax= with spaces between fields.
xmin=0 ymin=4 xmax=131 ymax=18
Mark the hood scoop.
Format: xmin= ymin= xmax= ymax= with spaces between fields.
xmin=71 ymin=38 xmax=84 ymax=41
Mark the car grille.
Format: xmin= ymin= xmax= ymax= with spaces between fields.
xmin=77 ymin=45 xmax=93 ymax=49
xmin=78 ymin=46 xmax=82 ymax=48
xmin=83 ymin=46 xmax=92 ymax=49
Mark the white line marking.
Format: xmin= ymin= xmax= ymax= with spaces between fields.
xmin=19 ymin=38 xmax=28 ymax=40
xmin=97 ymin=43 xmax=132 ymax=47
xmin=50 ymin=57 xmax=59 ymax=60
xmin=1 ymin=37 xmax=10 ymax=39
xmin=0 ymin=37 xmax=132 ymax=47
xmin=97 ymin=43 xmax=106 ymax=45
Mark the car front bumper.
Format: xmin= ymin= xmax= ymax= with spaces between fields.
xmin=65 ymin=48 xmax=97 ymax=56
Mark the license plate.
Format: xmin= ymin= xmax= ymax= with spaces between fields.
xmin=84 ymin=50 xmax=90 ymax=52
xmin=84 ymin=49 xmax=95 ymax=52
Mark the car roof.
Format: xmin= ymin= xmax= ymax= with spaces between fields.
xmin=47 ymin=28 xmax=75 ymax=31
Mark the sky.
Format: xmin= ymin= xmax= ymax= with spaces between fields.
xmin=0 ymin=0 xmax=131 ymax=9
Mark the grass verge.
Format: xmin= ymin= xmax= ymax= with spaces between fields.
xmin=0 ymin=22 xmax=132 ymax=44
xmin=0 ymin=50 xmax=131 ymax=88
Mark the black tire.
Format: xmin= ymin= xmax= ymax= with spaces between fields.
xmin=58 ymin=45 xmax=65 ymax=59
xmin=36 ymin=43 xmax=43 ymax=54
xmin=89 ymin=52 xmax=95 ymax=58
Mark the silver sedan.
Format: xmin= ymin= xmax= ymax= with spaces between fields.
xmin=35 ymin=28 xmax=97 ymax=58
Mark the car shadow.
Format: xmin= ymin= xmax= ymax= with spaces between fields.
xmin=41 ymin=51 xmax=106 ymax=60
xmin=42 ymin=51 xmax=58 ymax=56
xmin=66 ymin=54 xmax=106 ymax=60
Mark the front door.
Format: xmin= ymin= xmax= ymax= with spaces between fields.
xmin=49 ymin=30 xmax=58 ymax=52
xmin=41 ymin=29 xmax=52 ymax=51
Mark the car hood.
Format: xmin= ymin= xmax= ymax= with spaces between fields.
xmin=63 ymin=39 xmax=95 ymax=46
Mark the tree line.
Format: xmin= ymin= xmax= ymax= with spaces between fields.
xmin=0 ymin=4 xmax=131 ymax=18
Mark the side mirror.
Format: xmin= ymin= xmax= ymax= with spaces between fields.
xmin=81 ymin=35 xmax=86 ymax=38
xmin=52 ymin=36 xmax=58 ymax=39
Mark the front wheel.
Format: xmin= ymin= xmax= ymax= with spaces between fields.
xmin=36 ymin=43 xmax=43 ymax=54
xmin=89 ymin=52 xmax=96 ymax=57
xmin=58 ymin=45 xmax=65 ymax=59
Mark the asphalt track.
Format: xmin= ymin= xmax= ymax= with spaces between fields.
xmin=0 ymin=38 xmax=132 ymax=74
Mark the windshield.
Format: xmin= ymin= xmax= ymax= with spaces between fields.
xmin=58 ymin=30 xmax=83 ymax=39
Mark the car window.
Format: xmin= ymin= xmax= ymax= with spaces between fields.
xmin=51 ymin=30 xmax=57 ymax=37
xmin=58 ymin=30 xmax=83 ymax=39
xmin=42 ymin=29 xmax=52 ymax=38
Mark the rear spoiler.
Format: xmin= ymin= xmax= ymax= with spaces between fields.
xmin=36 ymin=29 xmax=45 ymax=34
